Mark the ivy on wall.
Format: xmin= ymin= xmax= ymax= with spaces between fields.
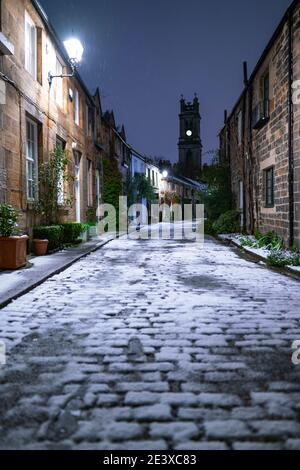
xmin=102 ymin=157 xmax=123 ymax=218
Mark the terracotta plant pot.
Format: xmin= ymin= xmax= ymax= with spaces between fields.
xmin=0 ymin=235 xmax=29 ymax=270
xmin=32 ymin=239 xmax=49 ymax=256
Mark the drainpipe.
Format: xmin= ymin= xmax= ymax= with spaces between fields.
xmin=242 ymin=62 xmax=248 ymax=232
xmin=288 ymin=10 xmax=294 ymax=247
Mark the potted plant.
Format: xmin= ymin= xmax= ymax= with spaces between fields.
xmin=0 ymin=204 xmax=29 ymax=269
xmin=32 ymin=238 xmax=49 ymax=256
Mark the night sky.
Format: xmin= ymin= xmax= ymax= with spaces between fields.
xmin=39 ymin=0 xmax=292 ymax=163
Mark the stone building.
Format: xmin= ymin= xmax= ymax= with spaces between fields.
xmin=178 ymin=94 xmax=202 ymax=178
xmin=160 ymin=174 xmax=204 ymax=205
xmin=220 ymin=0 xmax=300 ymax=247
xmin=0 ymin=0 xmax=102 ymax=233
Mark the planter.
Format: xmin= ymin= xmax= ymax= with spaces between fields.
xmin=80 ymin=229 xmax=89 ymax=242
xmin=0 ymin=235 xmax=29 ymax=270
xmin=32 ymin=239 xmax=49 ymax=256
xmin=88 ymin=225 xmax=97 ymax=238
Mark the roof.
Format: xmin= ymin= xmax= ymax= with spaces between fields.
xmin=164 ymin=174 xmax=207 ymax=191
xmin=31 ymin=0 xmax=94 ymax=106
xmin=222 ymin=0 xmax=298 ymax=127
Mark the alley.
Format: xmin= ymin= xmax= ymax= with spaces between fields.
xmin=0 ymin=234 xmax=300 ymax=450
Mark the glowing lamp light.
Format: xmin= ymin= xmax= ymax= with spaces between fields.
xmin=162 ymin=170 xmax=168 ymax=178
xmin=63 ymin=38 xmax=84 ymax=65
xmin=186 ymin=130 xmax=193 ymax=137
xmin=48 ymin=38 xmax=84 ymax=86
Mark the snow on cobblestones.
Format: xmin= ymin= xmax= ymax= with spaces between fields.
xmin=0 ymin=235 xmax=300 ymax=449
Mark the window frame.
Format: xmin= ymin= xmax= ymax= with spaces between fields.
xmin=56 ymin=137 xmax=66 ymax=205
xmin=26 ymin=117 xmax=39 ymax=201
xmin=87 ymin=159 xmax=93 ymax=207
xmin=25 ymin=10 xmax=37 ymax=80
xmin=264 ymin=166 xmax=275 ymax=208
xmin=74 ymin=89 xmax=80 ymax=126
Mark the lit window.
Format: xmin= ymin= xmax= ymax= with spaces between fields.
xmin=26 ymin=118 xmax=38 ymax=200
xmin=74 ymin=89 xmax=80 ymax=125
xmin=56 ymin=138 xmax=65 ymax=205
xmin=87 ymin=160 xmax=93 ymax=206
xmin=86 ymin=104 xmax=89 ymax=135
xmin=25 ymin=11 xmax=37 ymax=79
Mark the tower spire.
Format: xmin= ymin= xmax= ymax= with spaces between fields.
xmin=178 ymin=95 xmax=202 ymax=178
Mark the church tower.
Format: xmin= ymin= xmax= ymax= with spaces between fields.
xmin=178 ymin=94 xmax=202 ymax=178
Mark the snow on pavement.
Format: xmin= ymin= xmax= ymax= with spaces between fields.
xmin=0 ymin=235 xmax=300 ymax=450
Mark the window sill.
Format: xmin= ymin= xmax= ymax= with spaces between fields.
xmin=0 ymin=32 xmax=14 ymax=56
xmin=27 ymin=200 xmax=37 ymax=210
xmin=261 ymin=206 xmax=276 ymax=215
xmin=253 ymin=116 xmax=270 ymax=130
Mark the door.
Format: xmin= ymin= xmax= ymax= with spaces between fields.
xmin=74 ymin=152 xmax=81 ymax=223
xmin=239 ymin=180 xmax=244 ymax=229
xmin=95 ymin=169 xmax=101 ymax=220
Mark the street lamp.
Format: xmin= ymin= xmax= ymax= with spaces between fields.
xmin=162 ymin=170 xmax=168 ymax=178
xmin=48 ymin=38 xmax=84 ymax=86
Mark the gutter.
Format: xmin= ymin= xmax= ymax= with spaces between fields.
xmin=288 ymin=9 xmax=294 ymax=247
xmin=30 ymin=0 xmax=94 ymax=107
xmin=224 ymin=0 xmax=299 ymax=123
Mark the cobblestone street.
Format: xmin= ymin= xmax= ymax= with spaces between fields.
xmin=0 ymin=234 xmax=300 ymax=450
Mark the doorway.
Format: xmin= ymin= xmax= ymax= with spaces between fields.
xmin=74 ymin=151 xmax=81 ymax=223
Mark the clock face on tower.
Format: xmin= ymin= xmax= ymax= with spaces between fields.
xmin=186 ymin=130 xmax=193 ymax=137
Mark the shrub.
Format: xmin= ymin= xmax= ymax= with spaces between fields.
xmin=86 ymin=207 xmax=97 ymax=226
xmin=255 ymin=231 xmax=283 ymax=250
xmin=240 ymin=237 xmax=258 ymax=248
xmin=0 ymin=204 xmax=19 ymax=237
xmin=33 ymin=145 xmax=73 ymax=225
xmin=60 ymin=222 xmax=86 ymax=244
xmin=212 ymin=210 xmax=241 ymax=234
xmin=33 ymin=225 xmax=63 ymax=251
xmin=200 ymin=157 xmax=233 ymax=222
xmin=267 ymin=250 xmax=300 ymax=267
xmin=204 ymin=219 xmax=216 ymax=235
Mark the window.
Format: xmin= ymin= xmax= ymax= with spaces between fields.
xmin=74 ymin=89 xmax=80 ymax=125
xmin=237 ymin=111 xmax=243 ymax=146
xmin=56 ymin=58 xmax=63 ymax=108
xmin=87 ymin=159 xmax=93 ymax=207
xmin=262 ymin=72 xmax=269 ymax=117
xmin=85 ymin=104 xmax=89 ymax=135
xmin=56 ymin=137 xmax=66 ymax=205
xmin=25 ymin=11 xmax=37 ymax=79
xmin=147 ymin=169 xmax=151 ymax=181
xmin=264 ymin=167 xmax=274 ymax=208
xmin=26 ymin=118 xmax=38 ymax=200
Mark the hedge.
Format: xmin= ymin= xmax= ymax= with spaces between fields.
xmin=33 ymin=225 xmax=63 ymax=251
xmin=212 ymin=210 xmax=241 ymax=234
xmin=60 ymin=222 xmax=87 ymax=244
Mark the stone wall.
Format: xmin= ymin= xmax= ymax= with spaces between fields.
xmin=0 ymin=0 xmax=102 ymax=233
xmin=220 ymin=0 xmax=300 ymax=247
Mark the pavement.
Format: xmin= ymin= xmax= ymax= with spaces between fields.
xmin=0 ymin=230 xmax=300 ymax=450
xmin=0 ymin=234 xmax=115 ymax=309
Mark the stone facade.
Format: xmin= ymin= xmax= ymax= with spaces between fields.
xmin=0 ymin=0 xmax=103 ymax=233
xmin=178 ymin=95 xmax=202 ymax=178
xmin=220 ymin=0 xmax=300 ymax=247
